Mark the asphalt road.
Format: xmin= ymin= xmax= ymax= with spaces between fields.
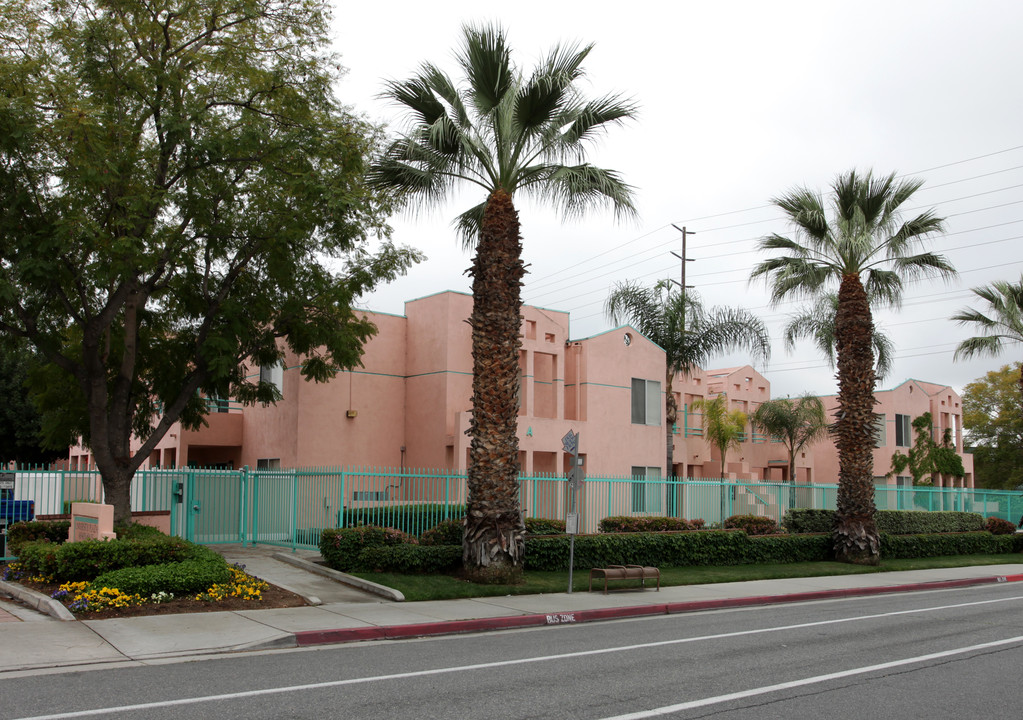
xmin=4 ymin=583 xmax=1023 ymax=720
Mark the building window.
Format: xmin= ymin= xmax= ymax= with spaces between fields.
xmin=631 ymin=466 xmax=661 ymax=513
xmin=256 ymin=458 xmax=281 ymax=471
xmin=631 ymin=378 xmax=661 ymax=426
xmin=895 ymin=414 xmax=911 ymax=447
xmin=260 ymin=363 xmax=284 ymax=397
xmin=874 ymin=414 xmax=886 ymax=448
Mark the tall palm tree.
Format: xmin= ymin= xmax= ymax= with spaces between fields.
xmin=605 ymin=280 xmax=770 ymax=476
xmin=370 ymin=24 xmax=636 ymax=578
xmin=750 ymin=170 xmax=955 ymax=565
xmin=751 ymin=394 xmax=829 ymax=486
xmin=953 ymin=274 xmax=1023 ymax=409
xmin=783 ymin=291 xmax=896 ymax=381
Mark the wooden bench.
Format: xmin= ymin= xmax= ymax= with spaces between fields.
xmin=588 ymin=565 xmax=660 ymax=594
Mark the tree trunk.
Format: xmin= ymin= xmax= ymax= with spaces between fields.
xmin=463 ymin=189 xmax=526 ymax=580
xmin=832 ymin=274 xmax=880 ymax=565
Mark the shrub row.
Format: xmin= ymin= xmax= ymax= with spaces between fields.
xmin=881 ymin=532 xmax=1023 ymax=559
xmin=782 ymin=509 xmax=987 ymax=535
xmin=724 ymin=515 xmax=781 ymax=535
xmin=319 ymin=526 xmax=417 ymax=572
xmin=353 ymin=545 xmax=462 ymax=574
xmin=339 ymin=504 xmax=465 ymax=534
xmin=524 ymin=531 xmax=833 ymax=571
xmin=598 ymin=516 xmax=704 ymax=533
xmin=6 ymin=520 xmax=71 ymax=555
xmin=16 ymin=535 xmax=221 ymax=582
xmin=92 ymin=558 xmax=231 ymax=596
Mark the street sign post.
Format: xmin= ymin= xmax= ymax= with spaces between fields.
xmin=562 ymin=432 xmax=583 ymax=593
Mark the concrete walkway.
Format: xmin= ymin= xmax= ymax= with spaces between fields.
xmin=2 ymin=550 xmax=1022 ymax=675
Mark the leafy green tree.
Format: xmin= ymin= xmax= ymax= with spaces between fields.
xmin=953 ymin=274 xmax=1023 ymax=409
xmin=751 ymin=170 xmax=955 ymax=565
xmin=371 ymin=24 xmax=635 ymax=577
xmin=750 ymin=394 xmax=828 ymax=486
xmin=962 ymin=364 xmax=1023 ymax=489
xmin=0 ymin=343 xmax=63 ymax=466
xmin=783 ymin=291 xmax=896 ymax=380
xmin=887 ymin=412 xmax=965 ymax=486
xmin=0 ymin=0 xmax=420 ymax=525
xmin=605 ymin=280 xmax=770 ymax=477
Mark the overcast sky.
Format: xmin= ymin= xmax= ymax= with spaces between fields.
xmin=329 ymin=0 xmax=1023 ymax=399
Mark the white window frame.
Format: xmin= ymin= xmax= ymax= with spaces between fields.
xmin=630 ymin=466 xmax=662 ymax=513
xmin=895 ymin=413 xmax=911 ymax=447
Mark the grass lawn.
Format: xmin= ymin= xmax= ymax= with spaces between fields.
xmin=352 ymin=554 xmax=1023 ymax=602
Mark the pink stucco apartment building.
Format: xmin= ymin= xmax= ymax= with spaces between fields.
xmin=68 ymin=291 xmax=974 ymax=489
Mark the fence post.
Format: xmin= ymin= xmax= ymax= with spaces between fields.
xmin=239 ymin=466 xmax=248 ymax=546
xmin=291 ymin=470 xmax=299 ymax=553
xmin=251 ymin=471 xmax=260 ymax=546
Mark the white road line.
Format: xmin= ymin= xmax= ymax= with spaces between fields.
xmin=12 ymin=593 xmax=1023 ymax=720
xmin=595 ymin=634 xmax=1023 ymax=719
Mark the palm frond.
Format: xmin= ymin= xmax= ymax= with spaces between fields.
xmin=458 ymin=23 xmax=513 ymax=115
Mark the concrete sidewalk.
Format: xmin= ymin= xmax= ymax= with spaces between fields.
xmin=3 ymin=559 xmax=1023 ymax=675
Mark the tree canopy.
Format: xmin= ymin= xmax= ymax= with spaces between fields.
xmin=962 ymin=363 xmax=1023 ymax=489
xmin=0 ymin=342 xmax=63 ymax=466
xmin=0 ymin=0 xmax=420 ymax=523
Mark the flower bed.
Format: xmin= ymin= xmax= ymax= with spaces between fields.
xmin=2 ymin=561 xmax=307 ymax=619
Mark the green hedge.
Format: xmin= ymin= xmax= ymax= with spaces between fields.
xmin=724 ymin=515 xmax=781 ymax=535
xmin=92 ymin=558 xmax=231 ymax=596
xmin=525 ymin=531 xmax=833 ymax=571
xmin=15 ymin=536 xmax=219 ymax=582
xmin=6 ymin=520 xmax=71 ymax=556
xmin=416 ymin=517 xmax=569 ymax=547
xmin=354 ymin=545 xmax=462 ymax=574
xmin=598 ymin=516 xmax=703 ymax=533
xmin=339 ymin=504 xmax=465 ymax=536
xmin=783 ymin=509 xmax=987 ymax=535
xmin=319 ymin=526 xmax=417 ymax=572
xmin=881 ymin=532 xmax=1023 ymax=558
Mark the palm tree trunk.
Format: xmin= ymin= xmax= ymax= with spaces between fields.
xmin=833 ymin=274 xmax=880 ymax=565
xmin=463 ymin=188 xmax=527 ymax=580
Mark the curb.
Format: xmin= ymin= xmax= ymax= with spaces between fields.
xmin=293 ymin=573 xmax=1023 ymax=647
xmin=0 ymin=580 xmax=76 ymax=621
xmin=272 ymin=552 xmax=405 ymax=602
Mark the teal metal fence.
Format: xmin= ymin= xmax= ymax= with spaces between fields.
xmin=2 ymin=466 xmax=1020 ymax=560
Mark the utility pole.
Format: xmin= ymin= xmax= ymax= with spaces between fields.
xmin=669 ymin=224 xmax=695 ymax=293
xmin=665 ymin=224 xmax=695 ymax=513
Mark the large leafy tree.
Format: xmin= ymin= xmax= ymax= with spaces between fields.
xmin=370 ymin=24 xmax=635 ymax=578
xmin=750 ymin=394 xmax=828 ymax=486
xmin=751 ymin=170 xmax=955 ymax=565
xmin=0 ymin=0 xmax=420 ymax=525
xmin=962 ymin=363 xmax=1023 ymax=489
xmin=953 ymin=275 xmax=1023 ymax=409
xmin=605 ymin=280 xmax=770 ymax=476
xmin=0 ymin=342 xmax=63 ymax=466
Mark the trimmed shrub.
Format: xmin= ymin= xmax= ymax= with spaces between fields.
xmin=354 ymin=545 xmax=462 ymax=574
xmin=15 ymin=535 xmax=214 ymax=582
xmin=115 ymin=523 xmax=167 ymax=541
xmin=782 ymin=509 xmax=834 ymax=534
xmin=320 ymin=526 xmax=416 ymax=572
xmin=598 ymin=516 xmax=701 ymax=533
xmin=783 ymin=509 xmax=986 ymax=535
xmin=525 ymin=530 xmax=831 ymax=571
xmin=525 ymin=517 xmax=567 ymax=536
xmin=420 ymin=518 xmax=463 ymax=546
xmin=6 ymin=520 xmax=70 ymax=556
xmin=339 ymin=504 xmax=465 ymax=536
xmin=725 ymin=515 xmax=781 ymax=535
xmin=92 ymin=558 xmax=231 ymax=596
xmin=881 ymin=531 xmax=1023 ymax=559
xmin=984 ymin=517 xmax=1017 ymax=535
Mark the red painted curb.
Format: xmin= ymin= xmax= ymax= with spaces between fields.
xmin=293 ymin=574 xmax=1023 ymax=647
